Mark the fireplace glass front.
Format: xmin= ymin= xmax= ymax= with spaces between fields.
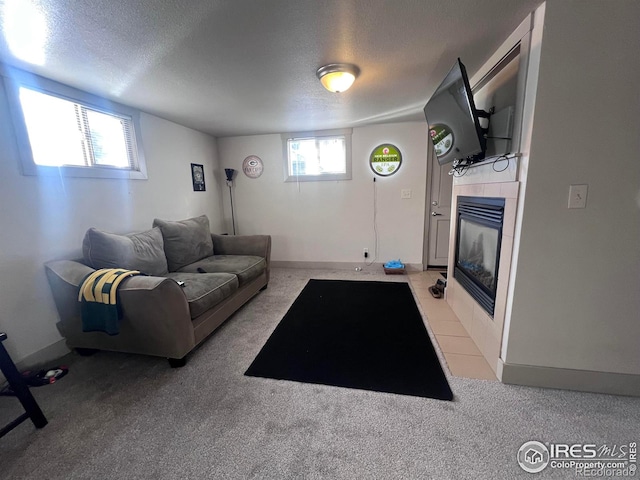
xmin=458 ymin=218 xmax=499 ymax=292
xmin=454 ymin=196 xmax=505 ymax=316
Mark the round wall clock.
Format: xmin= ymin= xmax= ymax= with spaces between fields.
xmin=242 ymin=155 xmax=264 ymax=178
xmin=369 ymin=144 xmax=402 ymax=176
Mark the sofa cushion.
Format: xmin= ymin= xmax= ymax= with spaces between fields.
xmin=178 ymin=255 xmax=266 ymax=286
xmin=82 ymin=227 xmax=169 ymax=276
xmin=153 ymin=215 xmax=214 ymax=271
xmin=165 ymin=272 xmax=238 ymax=319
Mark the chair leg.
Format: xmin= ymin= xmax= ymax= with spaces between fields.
xmin=0 ymin=333 xmax=48 ymax=436
xmin=168 ymin=357 xmax=187 ymax=368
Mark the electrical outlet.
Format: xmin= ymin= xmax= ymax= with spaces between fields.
xmin=401 ymin=189 xmax=412 ymax=199
xmin=568 ymin=184 xmax=588 ymax=209
xmin=363 ymin=248 xmax=369 ymax=258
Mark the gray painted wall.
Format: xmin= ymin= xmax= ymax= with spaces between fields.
xmin=505 ymin=0 xmax=640 ymax=375
xmin=0 ymin=80 xmax=224 ymax=364
xmin=217 ymin=122 xmax=429 ymax=266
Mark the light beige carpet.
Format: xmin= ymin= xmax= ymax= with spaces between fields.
xmin=1 ymin=267 xmax=638 ymax=479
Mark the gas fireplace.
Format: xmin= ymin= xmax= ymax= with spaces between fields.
xmin=454 ymin=196 xmax=505 ymax=316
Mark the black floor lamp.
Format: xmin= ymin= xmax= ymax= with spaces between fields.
xmin=225 ymin=168 xmax=237 ymax=235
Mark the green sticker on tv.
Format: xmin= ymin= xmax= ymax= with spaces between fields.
xmin=369 ymin=144 xmax=402 ymax=176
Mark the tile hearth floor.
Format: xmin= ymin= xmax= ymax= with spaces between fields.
xmin=408 ymin=270 xmax=497 ymax=381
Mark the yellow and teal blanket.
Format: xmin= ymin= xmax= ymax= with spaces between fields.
xmin=78 ymin=268 xmax=143 ymax=335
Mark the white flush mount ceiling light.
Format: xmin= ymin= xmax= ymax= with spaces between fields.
xmin=316 ymin=63 xmax=360 ymax=93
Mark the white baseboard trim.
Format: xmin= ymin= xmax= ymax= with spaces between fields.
xmin=270 ymin=261 xmax=424 ymax=272
xmin=0 ymin=339 xmax=70 ymax=383
xmin=499 ymin=360 xmax=640 ymax=397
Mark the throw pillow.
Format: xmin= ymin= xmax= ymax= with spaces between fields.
xmin=152 ymin=215 xmax=214 ymax=271
xmin=83 ymin=227 xmax=169 ymax=276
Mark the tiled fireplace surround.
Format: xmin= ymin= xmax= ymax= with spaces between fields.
xmin=445 ymin=181 xmax=519 ymax=376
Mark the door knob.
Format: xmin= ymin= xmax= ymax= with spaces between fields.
xmin=431 ymin=211 xmax=442 ymax=216
xmin=432 ymin=201 xmax=438 ymax=206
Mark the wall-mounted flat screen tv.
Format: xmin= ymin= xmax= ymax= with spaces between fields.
xmin=424 ymin=58 xmax=486 ymax=166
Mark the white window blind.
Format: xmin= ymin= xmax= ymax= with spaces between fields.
xmin=282 ymin=129 xmax=352 ymax=182
xmin=19 ymin=87 xmax=139 ymax=170
xmin=1 ymin=66 xmax=147 ymax=180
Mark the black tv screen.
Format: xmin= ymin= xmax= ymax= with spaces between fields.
xmin=424 ymin=58 xmax=486 ymax=166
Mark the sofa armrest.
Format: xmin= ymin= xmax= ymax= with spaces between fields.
xmin=45 ymin=260 xmax=170 ymax=295
xmin=211 ymin=234 xmax=271 ymax=263
xmin=44 ymin=260 xmax=195 ymax=359
xmin=45 ymin=259 xmax=94 ymax=287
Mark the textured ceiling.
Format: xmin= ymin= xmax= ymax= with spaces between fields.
xmin=0 ymin=0 xmax=542 ymax=137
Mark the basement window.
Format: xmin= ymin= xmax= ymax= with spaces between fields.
xmin=282 ymin=129 xmax=352 ymax=182
xmin=2 ymin=68 xmax=147 ymax=179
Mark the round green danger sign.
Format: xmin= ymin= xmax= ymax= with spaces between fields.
xmin=369 ymin=144 xmax=402 ymax=176
xmin=429 ymin=124 xmax=454 ymax=157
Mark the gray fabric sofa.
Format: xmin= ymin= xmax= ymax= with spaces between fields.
xmin=45 ymin=215 xmax=271 ymax=367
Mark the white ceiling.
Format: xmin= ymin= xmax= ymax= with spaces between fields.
xmin=0 ymin=0 xmax=542 ymax=138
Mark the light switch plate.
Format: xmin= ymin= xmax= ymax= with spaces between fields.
xmin=401 ymin=189 xmax=412 ymax=199
xmin=568 ymin=184 xmax=588 ymax=209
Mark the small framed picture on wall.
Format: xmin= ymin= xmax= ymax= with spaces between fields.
xmin=191 ymin=163 xmax=205 ymax=191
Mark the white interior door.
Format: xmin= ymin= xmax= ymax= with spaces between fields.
xmin=427 ymin=148 xmax=453 ymax=267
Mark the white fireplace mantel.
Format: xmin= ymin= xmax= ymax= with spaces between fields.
xmin=445 ymin=181 xmax=519 ymax=376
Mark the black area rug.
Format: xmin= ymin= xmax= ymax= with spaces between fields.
xmin=245 ymin=279 xmax=453 ymax=400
